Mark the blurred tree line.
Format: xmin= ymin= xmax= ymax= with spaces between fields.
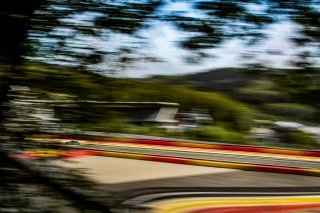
xmin=14 ymin=63 xmax=251 ymax=131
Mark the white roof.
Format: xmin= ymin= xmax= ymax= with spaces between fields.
xmin=300 ymin=126 xmax=320 ymax=136
xmin=274 ymin=121 xmax=304 ymax=129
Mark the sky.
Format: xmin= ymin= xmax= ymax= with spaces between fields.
xmin=122 ymin=1 xmax=300 ymax=78
xmin=124 ymin=20 xmax=299 ymax=78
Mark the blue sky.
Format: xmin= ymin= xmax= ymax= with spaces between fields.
xmin=122 ymin=1 xmax=301 ymax=78
xmin=124 ymin=20 xmax=299 ymax=78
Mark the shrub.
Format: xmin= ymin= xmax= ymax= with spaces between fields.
xmin=284 ymin=131 xmax=318 ymax=149
xmin=263 ymin=103 xmax=317 ymax=121
xmin=184 ymin=126 xmax=246 ymax=143
xmin=236 ymin=89 xmax=288 ymax=104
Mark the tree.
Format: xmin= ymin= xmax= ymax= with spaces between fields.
xmin=23 ymin=0 xmax=320 ymax=72
xmin=0 ymin=0 xmax=43 ymax=129
xmin=2 ymin=0 xmax=320 ymax=131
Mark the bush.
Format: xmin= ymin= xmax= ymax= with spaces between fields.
xmin=184 ymin=126 xmax=247 ymax=143
xmin=126 ymin=126 xmax=169 ymax=137
xmin=284 ymin=131 xmax=318 ymax=149
xmin=263 ymin=103 xmax=317 ymax=121
xmin=236 ymin=89 xmax=288 ymax=104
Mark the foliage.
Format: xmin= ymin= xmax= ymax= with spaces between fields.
xmin=149 ymin=68 xmax=257 ymax=92
xmin=236 ymin=88 xmax=288 ymax=104
xmin=272 ymin=68 xmax=320 ymax=106
xmin=284 ymin=131 xmax=318 ymax=149
xmin=18 ymin=63 xmax=253 ymax=131
xmin=2 ymin=0 xmax=320 ymax=133
xmin=183 ymin=126 xmax=247 ymax=144
xmin=251 ymin=111 xmax=279 ymax=123
xmin=123 ymin=82 xmax=253 ymax=131
xmin=78 ymin=115 xmax=132 ymax=133
xmin=93 ymin=124 xmax=251 ymax=145
xmin=2 ymin=0 xmax=320 ymax=137
xmin=22 ymin=0 xmax=320 ymax=72
xmin=263 ymin=103 xmax=317 ymax=121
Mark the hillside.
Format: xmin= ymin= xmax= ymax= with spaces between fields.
xmin=13 ymin=63 xmax=253 ymax=131
xmin=147 ymin=68 xmax=262 ymax=93
xmin=146 ymin=67 xmax=320 ymax=124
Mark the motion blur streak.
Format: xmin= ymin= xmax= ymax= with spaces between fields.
xmin=149 ymin=196 xmax=320 ymax=213
xmin=1 ymin=0 xmax=320 ymax=212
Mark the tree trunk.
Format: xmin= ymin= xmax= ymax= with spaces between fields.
xmin=0 ymin=1 xmax=42 ymax=131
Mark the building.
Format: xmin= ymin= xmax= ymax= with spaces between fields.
xmin=53 ymin=101 xmax=179 ymax=127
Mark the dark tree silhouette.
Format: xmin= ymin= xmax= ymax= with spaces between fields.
xmin=0 ymin=0 xmax=43 ymax=127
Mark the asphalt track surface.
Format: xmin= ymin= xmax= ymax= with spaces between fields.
xmin=117 ymin=187 xmax=320 ymax=204
xmin=113 ymin=187 xmax=320 ymax=213
xmin=149 ymin=196 xmax=320 ymax=213
xmin=24 ymin=138 xmax=320 ymax=212
xmin=78 ymin=143 xmax=320 ymax=170
xmin=27 ymin=137 xmax=320 ymax=169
